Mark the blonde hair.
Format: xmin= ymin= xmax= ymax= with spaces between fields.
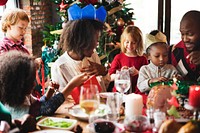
xmin=120 ymin=25 xmax=144 ymax=56
xmin=1 ymin=8 xmax=29 ymax=33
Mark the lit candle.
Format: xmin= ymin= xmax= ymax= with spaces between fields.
xmin=125 ymin=93 xmax=143 ymax=117
xmin=189 ymin=85 xmax=200 ymax=108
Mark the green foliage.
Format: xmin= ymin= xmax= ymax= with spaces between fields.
xmin=45 ymin=0 xmax=134 ymax=65
xmin=41 ymin=23 xmax=61 ymax=47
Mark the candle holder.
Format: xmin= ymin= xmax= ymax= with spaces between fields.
xmin=184 ymin=103 xmax=200 ymax=120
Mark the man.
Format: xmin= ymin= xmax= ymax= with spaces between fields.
xmin=169 ymin=10 xmax=200 ymax=81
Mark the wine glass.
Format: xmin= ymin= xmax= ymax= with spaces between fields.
xmin=114 ymin=69 xmax=131 ymax=99
xmin=79 ymin=84 xmax=100 ymax=123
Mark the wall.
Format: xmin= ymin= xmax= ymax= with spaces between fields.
xmin=20 ymin=0 xmax=53 ymax=57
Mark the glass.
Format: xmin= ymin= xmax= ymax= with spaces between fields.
xmin=79 ymin=84 xmax=100 ymax=123
xmin=114 ymin=69 xmax=131 ymax=100
xmin=106 ymin=92 xmax=122 ymax=122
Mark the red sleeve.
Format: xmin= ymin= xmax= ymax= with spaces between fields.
xmin=109 ymin=54 xmax=121 ymax=74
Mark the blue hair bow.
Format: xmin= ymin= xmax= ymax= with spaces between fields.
xmin=68 ymin=4 xmax=107 ymax=23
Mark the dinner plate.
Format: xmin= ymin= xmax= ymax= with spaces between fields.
xmin=32 ymin=129 xmax=74 ymax=133
xmin=37 ymin=117 xmax=77 ymax=130
xmin=68 ymin=104 xmax=108 ymax=121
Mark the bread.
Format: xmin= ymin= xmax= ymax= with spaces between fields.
xmin=178 ymin=121 xmax=200 ymax=133
xmin=158 ymin=119 xmax=182 ymax=133
xmin=147 ymin=85 xmax=172 ymax=112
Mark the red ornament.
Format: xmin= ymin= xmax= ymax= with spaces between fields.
xmin=59 ymin=0 xmax=68 ymax=11
xmin=117 ymin=18 xmax=125 ymax=26
xmin=0 ymin=0 xmax=8 ymax=6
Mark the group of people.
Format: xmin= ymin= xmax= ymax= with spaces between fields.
xmin=0 ymin=4 xmax=199 ymax=132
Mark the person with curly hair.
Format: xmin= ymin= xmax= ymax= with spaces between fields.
xmin=0 ymin=51 xmax=88 ymax=119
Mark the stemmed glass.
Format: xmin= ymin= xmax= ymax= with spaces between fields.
xmin=114 ymin=69 xmax=131 ymax=99
xmin=79 ymin=84 xmax=100 ymax=123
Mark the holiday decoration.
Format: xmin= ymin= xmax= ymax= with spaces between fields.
xmin=45 ymin=0 xmax=134 ymax=67
xmin=59 ymin=0 xmax=68 ymax=11
xmin=0 ymin=0 xmax=7 ymax=6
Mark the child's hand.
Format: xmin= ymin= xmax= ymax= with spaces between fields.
xmin=69 ymin=73 xmax=89 ymax=88
xmin=129 ymin=66 xmax=139 ymax=76
xmin=49 ymin=81 xmax=59 ymax=90
xmin=80 ymin=61 xmax=107 ymax=76
xmin=121 ymin=66 xmax=129 ymax=70
xmin=46 ymin=81 xmax=60 ymax=99
xmin=149 ymin=76 xmax=169 ymax=84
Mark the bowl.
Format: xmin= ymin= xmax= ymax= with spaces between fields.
xmin=124 ymin=115 xmax=150 ymax=132
xmin=37 ymin=117 xmax=77 ymax=130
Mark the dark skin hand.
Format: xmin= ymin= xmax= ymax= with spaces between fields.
xmin=187 ymin=51 xmax=200 ymax=65
xmin=80 ymin=60 xmax=107 ymax=76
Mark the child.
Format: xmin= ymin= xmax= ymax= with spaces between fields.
xmin=0 ymin=8 xmax=45 ymax=97
xmin=109 ymin=25 xmax=148 ymax=94
xmin=0 ymin=8 xmax=30 ymax=54
xmin=51 ymin=4 xmax=110 ymax=103
xmin=137 ymin=30 xmax=179 ymax=93
xmin=0 ymin=51 xmax=88 ymax=119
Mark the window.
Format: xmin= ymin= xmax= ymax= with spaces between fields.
xmin=125 ymin=0 xmax=200 ymax=45
xmin=0 ymin=0 xmax=18 ymax=40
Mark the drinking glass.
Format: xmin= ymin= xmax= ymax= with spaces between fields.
xmin=106 ymin=92 xmax=121 ymax=122
xmin=79 ymin=84 xmax=100 ymax=123
xmin=114 ymin=69 xmax=131 ymax=99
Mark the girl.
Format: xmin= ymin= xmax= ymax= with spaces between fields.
xmin=109 ymin=25 xmax=148 ymax=94
xmin=137 ymin=30 xmax=179 ymax=93
xmin=0 ymin=51 xmax=88 ymax=119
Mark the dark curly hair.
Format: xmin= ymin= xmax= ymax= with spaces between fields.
xmin=0 ymin=51 xmax=36 ymax=107
xmin=60 ymin=19 xmax=104 ymax=59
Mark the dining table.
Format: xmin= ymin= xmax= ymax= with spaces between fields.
xmin=33 ymin=95 xmax=153 ymax=133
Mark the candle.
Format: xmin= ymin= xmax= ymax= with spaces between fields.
xmin=189 ymin=85 xmax=200 ymax=108
xmin=125 ymin=93 xmax=143 ymax=117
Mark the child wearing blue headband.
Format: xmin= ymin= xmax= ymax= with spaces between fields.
xmin=51 ymin=4 xmax=110 ymax=103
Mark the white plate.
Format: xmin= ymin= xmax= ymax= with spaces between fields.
xmin=32 ymin=129 xmax=74 ymax=133
xmin=37 ymin=117 xmax=77 ymax=130
xmin=68 ymin=104 xmax=108 ymax=121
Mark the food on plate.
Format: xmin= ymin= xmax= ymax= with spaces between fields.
xmin=158 ymin=119 xmax=182 ymax=133
xmin=147 ymin=85 xmax=173 ymax=112
xmin=178 ymin=121 xmax=200 ymax=133
xmin=40 ymin=118 xmax=73 ymax=128
xmin=94 ymin=121 xmax=115 ymax=132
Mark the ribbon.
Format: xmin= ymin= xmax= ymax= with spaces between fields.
xmin=36 ymin=61 xmax=45 ymax=95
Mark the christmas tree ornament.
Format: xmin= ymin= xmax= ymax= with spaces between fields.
xmin=59 ymin=0 xmax=68 ymax=11
xmin=0 ymin=0 xmax=7 ymax=5
xmin=117 ymin=18 xmax=125 ymax=26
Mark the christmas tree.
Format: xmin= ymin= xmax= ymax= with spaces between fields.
xmin=43 ymin=0 xmax=134 ymax=69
